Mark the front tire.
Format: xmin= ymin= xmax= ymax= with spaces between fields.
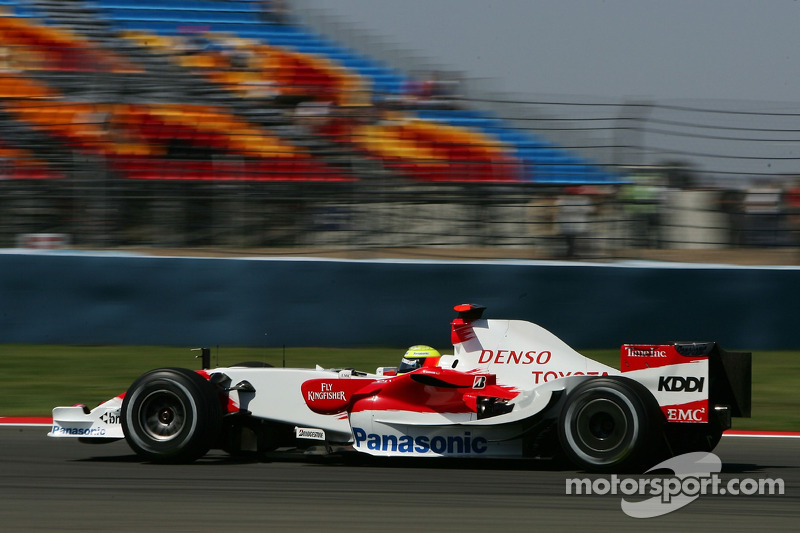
xmin=558 ymin=377 xmax=657 ymax=472
xmin=122 ymin=368 xmax=223 ymax=463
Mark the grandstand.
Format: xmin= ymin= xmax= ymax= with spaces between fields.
xmin=0 ymin=0 xmax=625 ymax=249
xmin=0 ymin=0 xmax=623 ymax=182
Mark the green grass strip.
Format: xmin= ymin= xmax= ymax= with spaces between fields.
xmin=1 ymin=345 xmax=795 ymax=431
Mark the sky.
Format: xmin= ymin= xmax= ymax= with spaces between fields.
xmin=293 ymin=0 xmax=800 ymax=104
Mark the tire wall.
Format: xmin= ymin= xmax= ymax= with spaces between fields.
xmin=1 ymin=254 xmax=797 ymax=350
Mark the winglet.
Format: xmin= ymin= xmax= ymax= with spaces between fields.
xmin=453 ymin=303 xmax=486 ymax=320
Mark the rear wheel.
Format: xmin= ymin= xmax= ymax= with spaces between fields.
xmin=122 ymin=368 xmax=222 ymax=463
xmin=558 ymin=377 xmax=657 ymax=472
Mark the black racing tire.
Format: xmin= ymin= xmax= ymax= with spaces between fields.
xmin=558 ymin=377 xmax=657 ymax=473
xmin=122 ymin=368 xmax=223 ymax=463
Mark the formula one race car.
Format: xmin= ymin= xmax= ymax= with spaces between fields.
xmin=49 ymin=304 xmax=752 ymax=472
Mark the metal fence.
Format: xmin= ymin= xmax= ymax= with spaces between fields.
xmin=3 ymin=173 xmax=799 ymax=262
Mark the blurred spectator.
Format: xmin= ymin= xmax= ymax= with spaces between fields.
xmin=400 ymin=71 xmax=461 ymax=109
xmin=555 ymin=187 xmax=594 ymax=258
xmin=242 ymin=72 xmax=279 ymax=100
xmin=176 ymin=28 xmax=212 ymax=55
xmin=742 ymin=182 xmax=784 ymax=246
xmin=0 ymin=46 xmax=12 ymax=72
xmin=425 ymin=71 xmax=461 ymax=109
xmin=259 ymin=0 xmax=293 ymax=25
xmin=785 ymin=181 xmax=800 ymax=246
xmin=218 ymin=38 xmax=253 ymax=71
xmin=399 ymin=75 xmax=423 ymax=105
xmin=620 ymin=174 xmax=665 ymax=248
xmin=294 ymin=99 xmax=332 ymax=133
xmin=718 ymin=188 xmax=745 ymax=247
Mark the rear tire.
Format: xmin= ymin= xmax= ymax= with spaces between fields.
xmin=122 ymin=368 xmax=222 ymax=463
xmin=558 ymin=377 xmax=657 ymax=472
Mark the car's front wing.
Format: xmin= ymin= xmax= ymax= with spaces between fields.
xmin=49 ymin=396 xmax=124 ymax=440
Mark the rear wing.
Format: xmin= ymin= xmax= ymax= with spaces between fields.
xmin=707 ymin=344 xmax=752 ymax=418
xmin=621 ymin=343 xmax=751 ymax=423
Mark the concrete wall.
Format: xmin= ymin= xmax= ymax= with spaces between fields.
xmin=1 ymin=252 xmax=797 ymax=350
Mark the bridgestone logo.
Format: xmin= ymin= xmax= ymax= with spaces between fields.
xmin=307 ymin=391 xmax=346 ymax=401
xmin=295 ymin=427 xmax=326 ymax=440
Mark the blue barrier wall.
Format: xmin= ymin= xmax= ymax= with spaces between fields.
xmin=1 ymin=253 xmax=798 ymax=350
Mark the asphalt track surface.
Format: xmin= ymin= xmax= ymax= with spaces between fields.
xmin=1 ymin=427 xmax=797 ymax=533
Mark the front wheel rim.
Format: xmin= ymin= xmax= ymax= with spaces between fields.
xmin=139 ymin=390 xmax=187 ymax=442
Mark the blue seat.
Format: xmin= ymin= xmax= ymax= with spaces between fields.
xmin=327 ymin=54 xmax=379 ymax=71
xmin=0 ymin=0 xmax=44 ymax=17
xmin=101 ymin=8 xmax=261 ymax=24
xmin=370 ymin=74 xmax=404 ymax=95
xmin=107 ymin=19 xmax=177 ymax=33
xmin=90 ymin=0 xmax=258 ymax=12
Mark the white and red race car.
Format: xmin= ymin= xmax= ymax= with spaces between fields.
xmin=49 ymin=304 xmax=751 ymax=472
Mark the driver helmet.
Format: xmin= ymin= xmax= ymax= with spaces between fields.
xmin=397 ymin=345 xmax=441 ymax=374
